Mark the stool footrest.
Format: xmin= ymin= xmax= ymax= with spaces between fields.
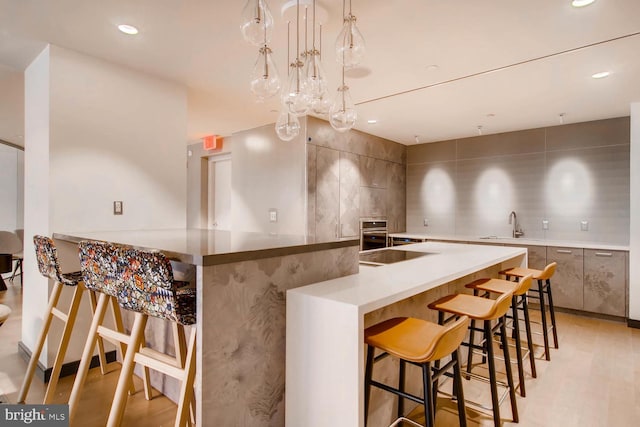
xmin=51 ymin=308 xmax=68 ymax=323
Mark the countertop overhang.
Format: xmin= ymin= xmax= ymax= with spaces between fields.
xmin=290 ymin=242 xmax=527 ymax=314
xmin=53 ymin=229 xmax=359 ymax=266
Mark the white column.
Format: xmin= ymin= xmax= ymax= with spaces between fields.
xmin=630 ymin=103 xmax=640 ymax=322
xmin=22 ymin=46 xmax=52 ymax=363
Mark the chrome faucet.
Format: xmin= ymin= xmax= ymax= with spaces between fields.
xmin=509 ymin=211 xmax=524 ymax=238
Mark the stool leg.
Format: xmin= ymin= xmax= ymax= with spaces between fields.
xmin=452 ymin=350 xmax=467 ymax=427
xmin=69 ymin=291 xmax=110 ymax=422
xmin=511 ymin=295 xmax=526 ymax=397
xmin=422 ymin=362 xmax=435 ymax=427
xmin=398 ymin=359 xmax=406 ymax=419
xmin=17 ymin=280 xmax=64 ymax=403
xmin=483 ymin=320 xmax=501 ymax=427
xmin=107 ymin=312 xmax=148 ymax=427
xmin=546 ymin=279 xmax=559 ymax=349
xmin=364 ymin=346 xmax=375 ymax=427
xmin=175 ymin=327 xmax=197 ymax=427
xmin=44 ymin=282 xmax=85 ymax=404
xmin=466 ymin=318 xmax=475 ymax=378
xmin=500 ymin=316 xmax=519 ymax=423
xmin=109 ymin=296 xmax=146 ymax=396
xmin=521 ymin=295 xmax=537 ymax=378
xmin=88 ymin=290 xmax=108 ymax=375
xmin=537 ymin=279 xmax=551 ymax=361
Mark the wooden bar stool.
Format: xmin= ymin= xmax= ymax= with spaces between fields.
xmin=18 ymin=235 xmax=105 ymax=404
xmin=428 ymin=290 xmax=518 ymax=427
xmin=364 ymin=315 xmax=469 ymax=427
xmin=68 ymin=240 xmax=152 ymax=423
xmin=500 ymin=262 xmax=558 ymax=361
xmin=107 ymin=245 xmax=197 ymax=427
xmin=465 ymin=274 xmax=535 ymax=397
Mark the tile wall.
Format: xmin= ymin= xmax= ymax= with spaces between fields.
xmin=407 ymin=117 xmax=630 ymax=245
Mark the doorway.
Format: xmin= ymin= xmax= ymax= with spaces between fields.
xmin=207 ymin=154 xmax=231 ymax=230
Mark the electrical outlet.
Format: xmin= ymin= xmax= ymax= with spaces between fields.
xmin=113 ymin=201 xmax=123 ymax=215
xmin=580 ymin=220 xmax=589 ymax=231
xmin=423 ymin=218 xmax=429 ymax=227
xmin=542 ymin=220 xmax=549 ymax=230
xmin=269 ymin=208 xmax=278 ymax=223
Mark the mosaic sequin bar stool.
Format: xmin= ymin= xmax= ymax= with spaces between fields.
xmin=107 ymin=244 xmax=197 ymax=427
xmin=500 ymin=262 xmax=558 ymax=361
xmin=428 ymin=290 xmax=518 ymax=427
xmin=18 ymin=235 xmax=105 ymax=404
xmin=364 ymin=315 xmax=469 ymax=427
xmin=465 ymin=274 xmax=535 ymax=397
xmin=68 ymin=240 xmax=152 ymax=423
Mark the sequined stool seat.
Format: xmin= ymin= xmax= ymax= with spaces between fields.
xmin=500 ymin=262 xmax=558 ymax=361
xmin=18 ymin=235 xmax=105 ymax=404
xmin=428 ymin=290 xmax=519 ymax=427
xmin=107 ymin=244 xmax=197 ymax=427
xmin=68 ymin=240 xmax=153 ymax=423
xmin=364 ymin=315 xmax=469 ymax=427
xmin=465 ymin=274 xmax=535 ymax=397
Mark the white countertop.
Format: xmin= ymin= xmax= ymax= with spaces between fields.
xmin=389 ymin=232 xmax=629 ymax=251
xmin=290 ymin=242 xmax=527 ymax=314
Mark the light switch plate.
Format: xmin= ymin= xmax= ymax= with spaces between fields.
xmin=269 ymin=208 xmax=278 ymax=223
xmin=423 ymin=218 xmax=429 ymax=227
xmin=542 ymin=220 xmax=549 ymax=230
xmin=113 ymin=201 xmax=123 ymax=215
xmin=580 ymin=220 xmax=589 ymax=231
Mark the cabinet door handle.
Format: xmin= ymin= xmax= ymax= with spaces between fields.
xmin=595 ymin=252 xmax=613 ymax=257
xmin=556 ymin=249 xmax=572 ymax=254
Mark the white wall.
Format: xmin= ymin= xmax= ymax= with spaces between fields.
xmin=49 ymin=46 xmax=187 ymax=232
xmin=23 ymin=45 xmax=188 ymax=366
xmin=0 ymin=65 xmax=24 ymax=144
xmin=231 ymin=123 xmax=307 ymax=235
xmin=0 ymin=145 xmax=19 ymax=230
xmin=630 ymin=103 xmax=639 ymax=321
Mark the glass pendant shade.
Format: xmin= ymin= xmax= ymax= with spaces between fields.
xmin=250 ymin=46 xmax=281 ymax=101
xmin=335 ymin=15 xmax=366 ymax=68
xmin=312 ymin=92 xmax=331 ymax=115
xmin=329 ymin=84 xmax=357 ymax=132
xmin=275 ymin=110 xmax=301 ymax=141
xmin=240 ymin=0 xmax=274 ymax=46
xmin=281 ymin=62 xmax=312 ymax=116
xmin=304 ymin=51 xmax=328 ymax=99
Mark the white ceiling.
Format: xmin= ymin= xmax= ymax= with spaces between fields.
xmin=1 ymin=0 xmax=639 ymax=147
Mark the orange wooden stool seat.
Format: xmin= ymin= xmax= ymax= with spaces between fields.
xmin=365 ymin=316 xmax=469 ymax=427
xmin=466 ymin=274 xmax=535 ymax=397
xmin=500 ymin=262 xmax=558 ymax=361
xmin=428 ymin=290 xmax=518 ymax=427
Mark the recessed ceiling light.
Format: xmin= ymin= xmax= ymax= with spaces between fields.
xmin=591 ymin=71 xmax=610 ymax=79
xmin=118 ymin=24 xmax=139 ymax=35
xmin=367 ymin=119 xmax=378 ymax=124
xmin=486 ymin=113 xmax=496 ymax=118
xmin=572 ymin=0 xmax=595 ymax=7
xmin=426 ymin=64 xmax=440 ymax=72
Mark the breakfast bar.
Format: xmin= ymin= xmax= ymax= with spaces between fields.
xmin=53 ymin=228 xmax=360 ymax=426
xmin=286 ymin=242 xmax=527 ymax=427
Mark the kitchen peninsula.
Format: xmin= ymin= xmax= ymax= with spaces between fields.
xmin=286 ymin=242 xmax=527 ymax=427
xmin=53 ymin=228 xmax=359 ymax=426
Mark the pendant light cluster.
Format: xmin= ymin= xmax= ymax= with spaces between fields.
xmin=240 ymin=0 xmax=366 ymax=140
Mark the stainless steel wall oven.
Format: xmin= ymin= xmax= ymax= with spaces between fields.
xmin=360 ymin=219 xmax=388 ymax=251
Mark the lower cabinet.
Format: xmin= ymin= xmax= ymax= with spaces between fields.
xmin=583 ymin=249 xmax=627 ymax=317
xmin=546 ymin=246 xmax=584 ymax=311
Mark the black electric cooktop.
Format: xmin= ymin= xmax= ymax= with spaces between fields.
xmin=359 ymin=249 xmax=434 ymax=266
